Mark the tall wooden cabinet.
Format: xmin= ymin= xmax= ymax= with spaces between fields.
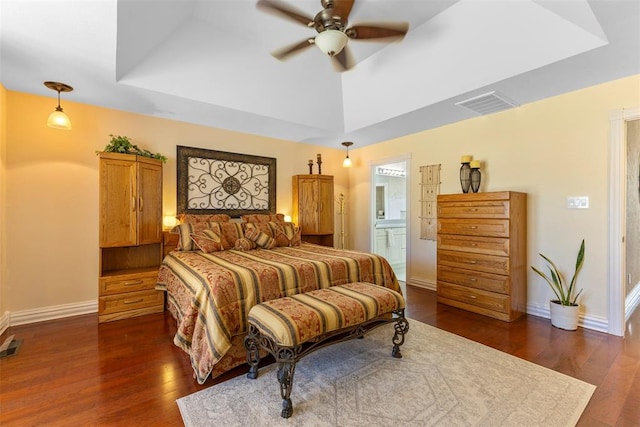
xmin=98 ymin=152 xmax=164 ymax=323
xmin=436 ymin=191 xmax=527 ymax=322
xmin=292 ymin=175 xmax=334 ymax=247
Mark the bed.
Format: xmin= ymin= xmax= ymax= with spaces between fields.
xmin=156 ymin=221 xmax=400 ymax=384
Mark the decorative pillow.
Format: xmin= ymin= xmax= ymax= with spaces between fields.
xmin=171 ymin=222 xmax=214 ymax=251
xmin=269 ymin=221 xmax=301 ymax=247
xmin=233 ymin=237 xmax=257 ymax=251
xmin=209 ymin=222 xmax=244 ymax=250
xmin=177 ymin=213 xmax=231 ymax=225
xmin=244 ymin=227 xmax=277 ymax=249
xmin=240 ymin=213 xmax=285 ymax=224
xmin=243 ymin=222 xmax=275 ymax=238
xmin=190 ymin=230 xmax=226 ymax=253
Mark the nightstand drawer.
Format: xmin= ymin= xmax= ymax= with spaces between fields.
xmin=437 ymin=282 xmax=510 ymax=314
xmin=437 ymin=201 xmax=510 ymax=219
xmin=437 ymin=234 xmax=509 ymax=256
xmin=437 ymin=265 xmax=510 ymax=294
xmin=99 ymin=271 xmax=158 ymax=296
xmin=98 ymin=289 xmax=164 ymax=315
xmin=438 ymin=219 xmax=510 ymax=238
xmin=438 ymin=249 xmax=509 ymax=275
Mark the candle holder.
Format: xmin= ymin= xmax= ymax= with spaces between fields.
xmin=459 ymin=162 xmax=471 ymax=193
xmin=308 ymin=160 xmax=314 ymax=174
xmin=316 ymin=154 xmax=322 ymax=175
xmin=470 ymin=167 xmax=481 ymax=193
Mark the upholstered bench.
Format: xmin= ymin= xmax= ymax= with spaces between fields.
xmin=244 ymin=282 xmax=409 ymax=418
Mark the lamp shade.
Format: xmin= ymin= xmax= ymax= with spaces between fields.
xmin=47 ymin=109 xmax=72 ymax=130
xmin=314 ymin=30 xmax=348 ymax=56
xmin=343 ymin=156 xmax=352 ymax=168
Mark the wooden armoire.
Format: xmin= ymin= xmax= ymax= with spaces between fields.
xmin=292 ymin=175 xmax=334 ymax=247
xmin=98 ymin=152 xmax=164 ymax=322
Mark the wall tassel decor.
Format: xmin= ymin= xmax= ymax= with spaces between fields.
xmin=419 ymin=164 xmax=441 ymax=240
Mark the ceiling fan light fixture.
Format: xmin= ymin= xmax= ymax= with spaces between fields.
xmin=315 ymin=30 xmax=348 ymax=57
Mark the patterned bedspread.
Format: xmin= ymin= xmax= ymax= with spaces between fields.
xmin=156 ymin=243 xmax=400 ymax=384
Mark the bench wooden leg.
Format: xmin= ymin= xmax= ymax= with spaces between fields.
xmin=391 ymin=310 xmax=409 ymax=358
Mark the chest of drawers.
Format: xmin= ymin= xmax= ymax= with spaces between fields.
xmin=436 ymin=191 xmax=527 ymax=321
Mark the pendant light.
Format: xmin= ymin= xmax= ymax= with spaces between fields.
xmin=342 ymin=141 xmax=354 ymax=167
xmin=44 ymin=81 xmax=73 ymax=130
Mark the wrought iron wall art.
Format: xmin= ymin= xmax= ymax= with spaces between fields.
xmin=177 ymin=146 xmax=276 ymax=217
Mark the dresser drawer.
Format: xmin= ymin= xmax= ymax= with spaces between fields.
xmin=98 ymin=289 xmax=164 ymax=315
xmin=99 ymin=271 xmax=158 ymax=296
xmin=438 ymin=249 xmax=509 ymax=275
xmin=437 ymin=234 xmax=509 ymax=256
xmin=437 ymin=282 xmax=510 ymax=314
xmin=437 ymin=265 xmax=510 ymax=294
xmin=438 ymin=219 xmax=509 ymax=238
xmin=437 ymin=200 xmax=510 ymax=219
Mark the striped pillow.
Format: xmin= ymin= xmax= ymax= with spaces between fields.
xmin=190 ymin=230 xmax=226 ymax=253
xmin=171 ymin=222 xmax=212 ymax=251
xmin=177 ymin=213 xmax=231 ymax=225
xmin=269 ymin=221 xmax=301 ymax=247
xmin=240 ymin=213 xmax=285 ymax=224
xmin=244 ymin=227 xmax=277 ymax=249
xmin=209 ymin=222 xmax=245 ymax=250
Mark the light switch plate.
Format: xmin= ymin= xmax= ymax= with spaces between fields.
xmin=567 ymin=196 xmax=589 ymax=209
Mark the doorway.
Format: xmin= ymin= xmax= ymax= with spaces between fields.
xmin=371 ymin=158 xmax=409 ymax=282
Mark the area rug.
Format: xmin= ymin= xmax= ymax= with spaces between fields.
xmin=177 ymin=319 xmax=595 ymax=426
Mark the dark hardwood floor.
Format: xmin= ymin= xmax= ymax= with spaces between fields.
xmin=1 ymin=285 xmax=638 ymax=426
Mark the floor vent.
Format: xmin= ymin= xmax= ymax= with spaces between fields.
xmin=0 ymin=334 xmax=22 ymax=358
xmin=455 ymin=91 xmax=520 ymax=115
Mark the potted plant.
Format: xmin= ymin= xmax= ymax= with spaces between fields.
xmin=531 ymin=239 xmax=585 ymax=330
xmin=97 ymin=134 xmax=167 ymax=163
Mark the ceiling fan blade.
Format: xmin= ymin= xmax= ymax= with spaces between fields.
xmin=331 ymin=45 xmax=355 ymax=72
xmin=346 ymin=22 xmax=409 ymax=40
xmin=271 ymin=38 xmax=315 ymax=60
xmin=257 ymin=0 xmax=314 ymax=27
xmin=333 ymin=0 xmax=355 ymax=21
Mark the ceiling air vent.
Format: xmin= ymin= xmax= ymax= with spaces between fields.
xmin=455 ymin=91 xmax=519 ymax=115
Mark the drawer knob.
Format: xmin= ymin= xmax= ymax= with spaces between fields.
xmin=470 ymin=226 xmax=478 ymax=229
xmin=468 ymin=295 xmax=477 ymax=299
xmin=469 ymin=278 xmax=477 ymax=282
xmin=470 ymin=243 xmax=477 ymax=247
xmin=468 ymin=260 xmax=478 ymax=264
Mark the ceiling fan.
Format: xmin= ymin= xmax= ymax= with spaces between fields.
xmin=257 ymin=0 xmax=409 ymax=71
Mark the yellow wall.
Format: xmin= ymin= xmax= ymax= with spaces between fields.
xmin=3 ymin=75 xmax=639 ymax=325
xmin=3 ymin=91 xmax=348 ymax=313
xmin=346 ymin=74 xmax=640 ymax=320
xmin=1 ymin=83 xmax=7 ymax=319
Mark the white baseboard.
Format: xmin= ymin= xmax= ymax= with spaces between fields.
xmin=407 ymin=276 xmax=436 ymax=291
xmin=625 ymin=282 xmax=640 ymax=321
xmin=0 ymin=311 xmax=10 ymax=336
xmin=9 ymin=300 xmax=98 ymax=327
xmin=526 ymin=301 xmax=608 ymax=333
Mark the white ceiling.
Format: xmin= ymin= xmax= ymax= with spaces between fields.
xmin=1 ymin=0 xmax=639 ymax=149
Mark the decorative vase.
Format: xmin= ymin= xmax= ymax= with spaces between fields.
xmin=459 ymin=162 xmax=471 ymax=193
xmin=549 ymin=301 xmax=579 ymax=330
xmin=470 ymin=168 xmax=481 ymax=193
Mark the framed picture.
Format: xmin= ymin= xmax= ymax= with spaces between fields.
xmin=177 ymin=145 xmax=276 ymax=217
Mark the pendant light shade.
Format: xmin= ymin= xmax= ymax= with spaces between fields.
xmin=342 ymin=141 xmax=354 ymax=168
xmin=44 ymin=81 xmax=73 ymax=130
